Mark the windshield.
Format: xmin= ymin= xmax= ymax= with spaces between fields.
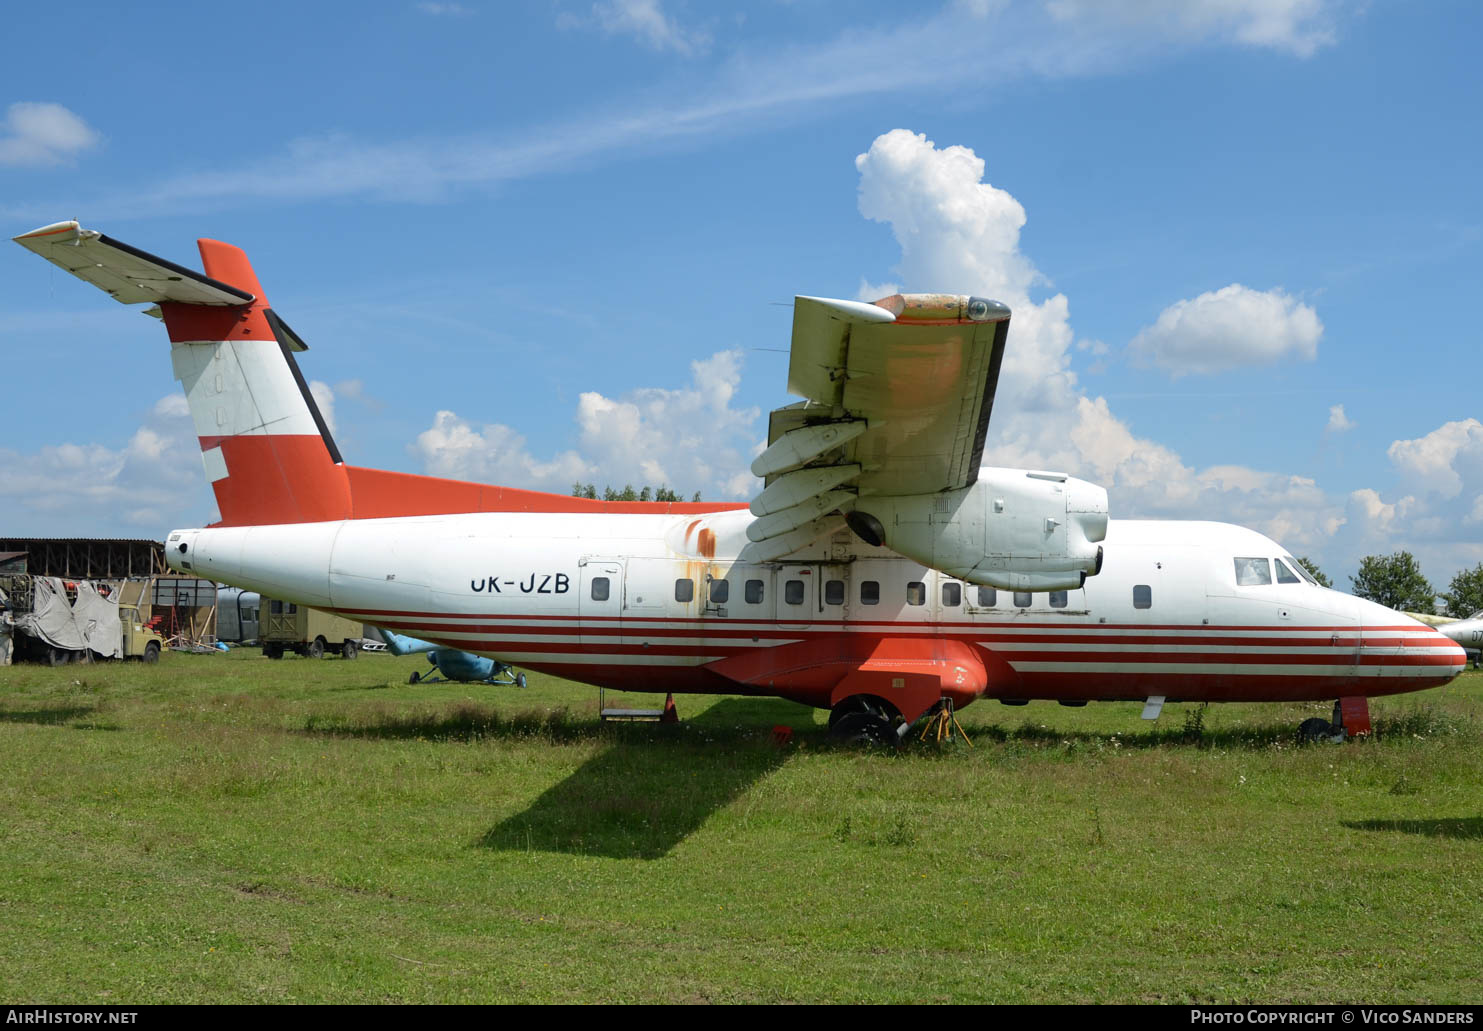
xmin=1283 ymin=556 xmax=1319 ymax=586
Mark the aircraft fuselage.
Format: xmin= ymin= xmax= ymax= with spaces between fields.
xmin=167 ymin=509 xmax=1465 ymax=710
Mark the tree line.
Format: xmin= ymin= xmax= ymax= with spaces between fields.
xmin=1287 ymin=553 xmax=1482 ymax=616
xmin=571 ymin=483 xmax=702 ymax=502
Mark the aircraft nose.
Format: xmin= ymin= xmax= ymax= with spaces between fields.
xmin=1432 ymin=630 xmax=1469 ymax=679
xmin=1352 ymin=597 xmax=1468 ymax=682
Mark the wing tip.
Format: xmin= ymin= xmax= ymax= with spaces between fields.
xmin=794 ymin=295 xmax=898 ymax=324
xmin=13 ymin=219 xmax=82 ymax=245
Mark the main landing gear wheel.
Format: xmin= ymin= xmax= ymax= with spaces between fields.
xmin=828 ymin=697 xmax=901 ymax=746
xmin=515 ymin=672 xmax=527 ymax=688
xmin=408 ymin=670 xmax=421 ymax=684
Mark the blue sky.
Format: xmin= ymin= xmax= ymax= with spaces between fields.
xmin=2 ymin=0 xmax=1480 ymax=598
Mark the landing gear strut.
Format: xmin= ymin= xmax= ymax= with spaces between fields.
xmin=827 ymin=696 xmax=902 ymax=746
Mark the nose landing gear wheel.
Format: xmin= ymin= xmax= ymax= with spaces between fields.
xmin=1298 ymin=716 xmax=1345 ymax=743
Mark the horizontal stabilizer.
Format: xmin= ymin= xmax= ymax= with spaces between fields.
xmin=13 ymin=221 xmax=255 ymax=307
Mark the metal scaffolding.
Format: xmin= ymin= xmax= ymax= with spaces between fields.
xmin=0 ymin=538 xmax=166 ymax=580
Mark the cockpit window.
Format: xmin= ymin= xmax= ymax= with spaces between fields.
xmin=1234 ymin=557 xmax=1272 ymax=586
xmin=1273 ymin=558 xmax=1301 ymax=584
xmin=1285 ymin=556 xmax=1318 ymax=585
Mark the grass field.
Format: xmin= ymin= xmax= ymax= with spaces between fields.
xmin=1 ymin=649 xmax=1479 ymax=1004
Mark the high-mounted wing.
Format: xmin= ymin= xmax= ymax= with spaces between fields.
xmin=746 ymin=292 xmax=1010 ymax=553
xmin=13 ymin=221 xmax=256 ymax=307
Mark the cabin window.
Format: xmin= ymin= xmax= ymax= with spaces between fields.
xmin=977 ymin=586 xmax=997 ymax=607
xmin=1013 ymin=591 xmax=1031 ymax=608
xmin=1049 ymin=590 xmax=1068 ymax=608
xmin=709 ymin=578 xmax=729 ymax=604
xmin=824 ymin=579 xmax=845 ymax=606
xmin=590 ymin=577 xmax=610 ymax=602
xmin=1273 ymin=558 xmax=1301 ymax=584
xmin=745 ymin=579 xmax=764 ymax=604
xmin=674 ymin=578 xmax=694 ymax=603
xmin=906 ymin=582 xmax=926 ymax=606
xmin=1133 ymin=584 xmax=1152 ymax=609
xmin=860 ymin=580 xmax=880 ymax=605
xmin=1234 ymin=557 xmax=1272 ymax=586
xmin=785 ymin=580 xmax=805 ymax=605
xmin=942 ymin=582 xmax=961 ymax=607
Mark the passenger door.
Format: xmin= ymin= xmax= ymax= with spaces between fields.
xmin=578 ymin=557 xmax=623 ymax=651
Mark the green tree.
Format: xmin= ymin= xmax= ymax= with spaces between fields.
xmin=1442 ymin=562 xmax=1483 ymax=617
xmin=1295 ymin=556 xmax=1332 ymax=589
xmin=580 ymin=483 xmax=700 ymax=502
xmin=1350 ymin=552 xmax=1435 ymax=613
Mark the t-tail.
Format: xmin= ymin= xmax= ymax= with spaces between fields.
xmin=12 ymin=221 xmax=741 ymax=526
xmin=15 ymin=222 xmax=347 ymax=525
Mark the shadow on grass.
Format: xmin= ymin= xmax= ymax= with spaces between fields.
xmin=1341 ymin=817 xmax=1483 ymax=840
xmin=478 ymin=699 xmax=799 ymax=860
xmin=299 ymin=694 xmax=817 ymax=749
xmin=0 ymin=705 xmax=108 ymax=727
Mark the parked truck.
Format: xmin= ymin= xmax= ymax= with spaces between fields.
xmin=259 ymin=597 xmax=364 ymax=659
xmin=0 ymin=574 xmax=162 ymax=665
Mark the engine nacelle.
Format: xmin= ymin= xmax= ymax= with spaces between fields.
xmin=846 ymin=468 xmax=1108 ymax=591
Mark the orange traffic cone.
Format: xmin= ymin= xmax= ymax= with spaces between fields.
xmin=660 ymin=692 xmax=678 ymax=723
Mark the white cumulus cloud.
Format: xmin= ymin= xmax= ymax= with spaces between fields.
xmin=414 ymin=414 xmax=593 ymax=490
xmin=1386 ymin=418 xmax=1483 ymax=499
xmin=854 ymin=128 xmax=1344 ymax=554
xmin=1130 ymin=284 xmax=1322 ymax=377
xmin=0 ymin=102 xmax=101 ymax=167
xmin=1327 ymin=403 xmax=1354 ymax=432
xmin=0 ymin=394 xmax=214 ymax=533
xmin=1333 ymin=419 xmax=1483 ymax=580
xmin=413 ymin=349 xmax=759 ymax=499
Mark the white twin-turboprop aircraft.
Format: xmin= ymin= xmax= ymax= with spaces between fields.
xmin=14 ymin=221 xmax=1465 ymax=742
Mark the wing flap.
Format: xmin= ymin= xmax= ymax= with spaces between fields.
xmin=13 ymin=221 xmax=255 ymax=307
xmin=746 ymin=292 xmax=1011 ymax=553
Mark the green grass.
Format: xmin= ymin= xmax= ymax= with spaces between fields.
xmin=1 ymin=649 xmax=1480 ymax=1003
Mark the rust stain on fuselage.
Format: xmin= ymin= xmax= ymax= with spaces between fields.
xmin=697 ymin=528 xmax=716 ymax=559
